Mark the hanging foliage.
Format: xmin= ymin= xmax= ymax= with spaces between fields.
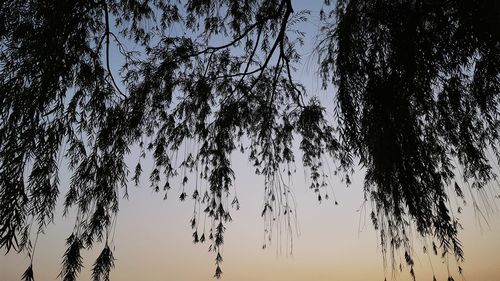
xmin=1 ymin=0 xmax=499 ymax=280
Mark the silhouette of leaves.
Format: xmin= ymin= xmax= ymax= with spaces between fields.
xmin=21 ymin=264 xmax=34 ymax=281
xmin=318 ymin=0 xmax=499 ymax=276
xmin=91 ymin=245 xmax=115 ymax=281
xmin=59 ymin=234 xmax=83 ymax=281
xmin=1 ymin=0 xmax=499 ymax=280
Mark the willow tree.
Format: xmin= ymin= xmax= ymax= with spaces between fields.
xmin=1 ymin=0 xmax=499 ymax=280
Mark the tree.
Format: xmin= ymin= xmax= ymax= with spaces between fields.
xmin=318 ymin=0 xmax=500 ymax=279
xmin=0 ymin=0 xmax=498 ymax=280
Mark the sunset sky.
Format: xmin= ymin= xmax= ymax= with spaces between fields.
xmin=2 ymin=1 xmax=500 ymax=281
xmin=2 ymin=155 xmax=500 ymax=281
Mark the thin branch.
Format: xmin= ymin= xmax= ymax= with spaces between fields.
xmin=280 ymin=0 xmax=304 ymax=107
xmin=101 ymin=0 xmax=126 ymax=99
xmin=213 ymin=27 xmax=263 ymax=80
xmin=244 ymin=0 xmax=294 ymax=95
xmin=190 ymin=20 xmax=265 ymax=57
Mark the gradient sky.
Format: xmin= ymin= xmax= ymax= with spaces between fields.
xmin=1 ymin=156 xmax=500 ymax=281
xmin=2 ymin=1 xmax=500 ymax=281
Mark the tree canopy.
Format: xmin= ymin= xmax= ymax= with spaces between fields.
xmin=1 ymin=0 xmax=499 ymax=280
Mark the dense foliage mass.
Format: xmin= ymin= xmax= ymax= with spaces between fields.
xmin=1 ymin=0 xmax=499 ymax=280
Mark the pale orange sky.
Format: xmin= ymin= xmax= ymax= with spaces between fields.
xmin=1 ymin=155 xmax=500 ymax=281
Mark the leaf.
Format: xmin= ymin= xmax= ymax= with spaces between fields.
xmin=59 ymin=234 xmax=83 ymax=281
xmin=21 ymin=264 xmax=34 ymax=281
xmin=179 ymin=192 xmax=187 ymax=201
xmin=91 ymin=245 xmax=115 ymax=281
xmin=214 ymin=265 xmax=223 ymax=279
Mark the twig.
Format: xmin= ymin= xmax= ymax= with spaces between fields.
xmin=101 ymin=0 xmax=126 ymax=99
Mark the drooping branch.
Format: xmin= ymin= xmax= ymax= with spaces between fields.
xmin=101 ymin=0 xmax=126 ymax=99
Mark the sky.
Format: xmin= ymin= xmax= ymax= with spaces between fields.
xmin=1 ymin=154 xmax=500 ymax=281
xmin=2 ymin=1 xmax=500 ymax=281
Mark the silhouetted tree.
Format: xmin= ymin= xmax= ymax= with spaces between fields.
xmin=318 ymin=0 xmax=499 ymax=279
xmin=0 ymin=0 xmax=498 ymax=280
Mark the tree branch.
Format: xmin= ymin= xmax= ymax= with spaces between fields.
xmin=101 ymin=0 xmax=126 ymax=99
